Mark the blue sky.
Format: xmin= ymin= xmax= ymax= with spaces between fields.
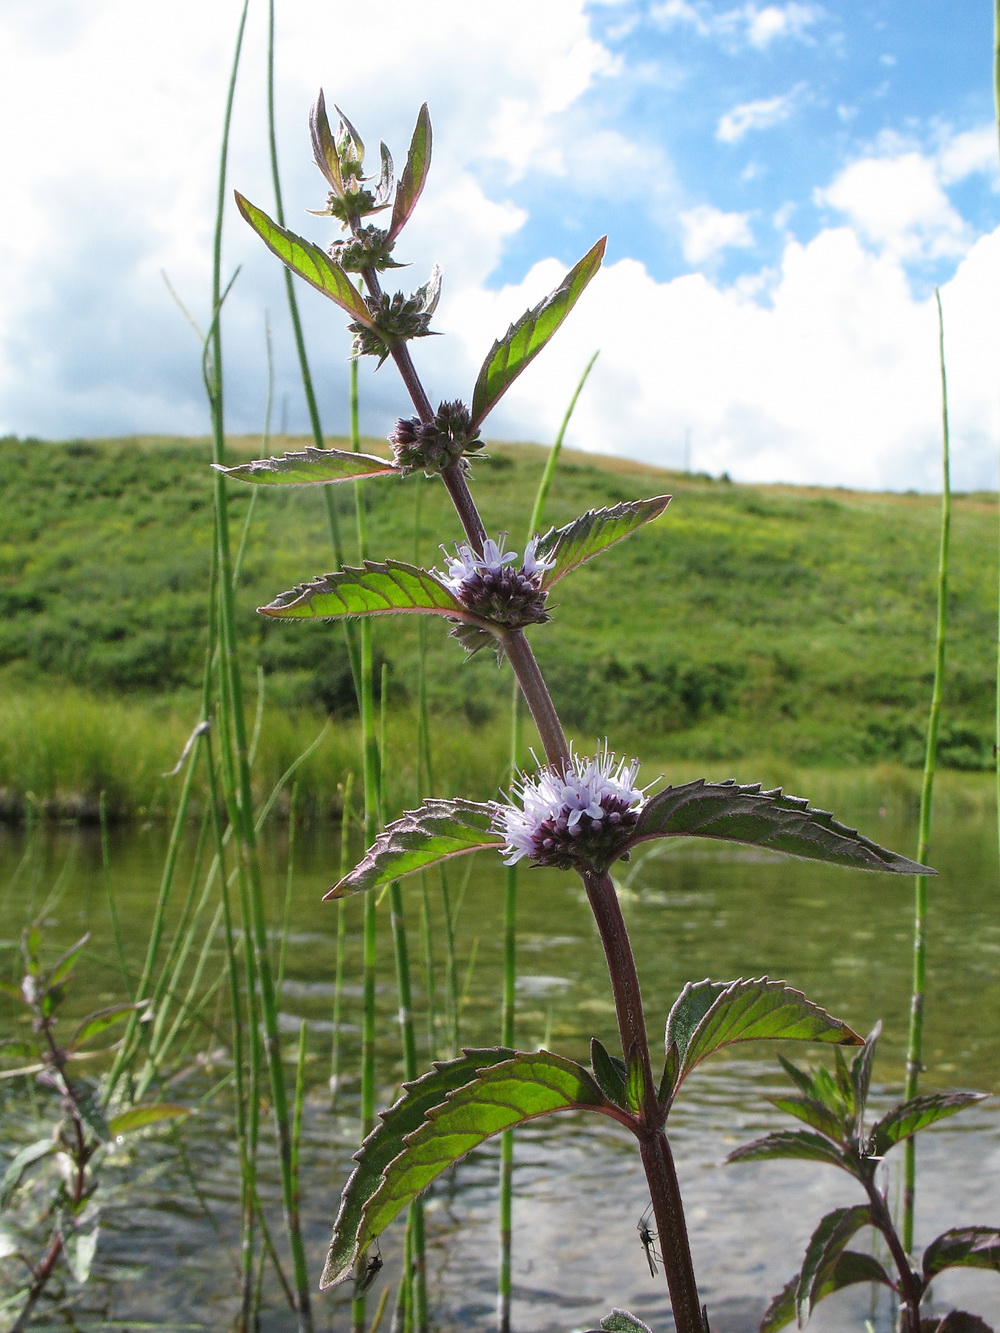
xmin=1 ymin=0 xmax=998 ymax=490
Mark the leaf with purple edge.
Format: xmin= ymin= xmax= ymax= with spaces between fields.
xmin=388 ymin=104 xmax=432 ymax=243
xmin=322 ymin=1048 xmax=612 ymax=1288
xmin=621 ymin=778 xmax=933 ymax=875
xmin=325 ymin=799 xmax=503 ymax=899
xmin=469 ymin=238 xmax=606 ymax=431
xmin=234 ymin=193 xmax=376 ymax=327
xmin=213 ymin=446 xmax=398 ymax=487
xmin=870 ymin=1091 xmax=988 ymax=1156
xmin=923 ymin=1228 xmax=1000 ymax=1279
xmin=259 ymin=560 xmax=480 ymax=624
xmin=533 ymin=497 xmax=671 ymax=590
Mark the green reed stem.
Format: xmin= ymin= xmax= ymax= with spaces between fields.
xmin=207 ymin=9 xmax=313 ymax=1325
xmin=902 ymin=288 xmax=951 ymax=1253
xmin=994 ymin=0 xmax=1000 ymax=877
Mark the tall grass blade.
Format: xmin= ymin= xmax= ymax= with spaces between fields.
xmin=901 ymin=288 xmax=951 ymax=1253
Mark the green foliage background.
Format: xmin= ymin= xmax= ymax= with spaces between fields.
xmin=0 ymin=432 xmax=995 ymax=814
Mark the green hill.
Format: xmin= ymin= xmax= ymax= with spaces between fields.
xmin=0 ymin=432 xmax=996 ymax=815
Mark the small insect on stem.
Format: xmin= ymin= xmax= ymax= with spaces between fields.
xmin=637 ymin=1203 xmax=660 ymax=1278
xmin=354 ymin=1238 xmax=383 ymax=1294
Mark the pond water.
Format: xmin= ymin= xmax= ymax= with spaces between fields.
xmin=1 ymin=794 xmax=998 ymax=1332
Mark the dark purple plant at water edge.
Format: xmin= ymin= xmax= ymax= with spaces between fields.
xmin=229 ymin=95 xmax=999 ymax=1333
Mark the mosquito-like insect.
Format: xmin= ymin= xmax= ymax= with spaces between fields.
xmin=354 ymin=1239 xmax=383 ymax=1294
xmin=637 ymin=1203 xmax=660 ymax=1277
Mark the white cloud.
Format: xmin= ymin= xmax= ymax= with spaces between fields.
xmin=446 ymin=222 xmax=1000 ymax=493
xmin=652 ymin=1 xmax=824 ymax=50
xmin=818 ymin=151 xmax=970 ymax=262
xmin=936 ymin=125 xmax=999 ymax=184
xmin=680 ymin=205 xmax=754 ymax=262
xmin=717 ymin=86 xmax=803 ymax=143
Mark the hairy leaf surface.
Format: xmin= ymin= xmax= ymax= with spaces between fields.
xmin=534 ymin=497 xmax=671 ymax=589
xmin=870 ymin=1091 xmax=987 ymax=1155
xmin=664 ymin=978 xmax=861 ymax=1098
xmin=798 ymin=1205 xmax=873 ymax=1322
xmin=726 ymin=1129 xmax=849 ymax=1171
xmin=388 ymin=104 xmax=432 ymax=242
xmin=625 ymin=779 xmax=932 ymax=874
xmin=213 ymin=447 xmax=398 ymax=487
xmin=923 ymin=1228 xmax=1000 ymax=1278
xmin=760 ymin=1250 xmax=895 ymax=1333
xmin=322 ymin=1048 xmax=608 ymax=1287
xmin=259 ymin=561 xmax=473 ymax=623
xmin=325 ymin=799 xmax=503 ymax=899
xmin=470 ymin=238 xmax=606 ymax=430
xmin=234 ymin=193 xmax=376 ymax=326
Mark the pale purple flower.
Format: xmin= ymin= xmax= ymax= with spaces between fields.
xmin=495 ymin=745 xmax=647 ymax=872
xmin=435 ymin=533 xmax=555 ymax=631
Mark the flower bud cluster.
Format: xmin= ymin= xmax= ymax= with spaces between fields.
xmin=350 ymin=269 xmax=441 ymax=364
xmin=495 ymin=746 xmax=646 ymax=873
xmin=328 ymin=226 xmax=400 ymax=273
xmin=438 ymin=534 xmax=553 ymax=631
xmin=389 ymin=401 xmax=483 ymax=476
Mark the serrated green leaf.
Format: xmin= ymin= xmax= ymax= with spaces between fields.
xmin=259 ymin=560 xmax=475 ymax=623
xmin=871 ymin=1092 xmax=987 ymax=1156
xmin=325 ymin=799 xmax=503 ymax=900
xmin=666 ymin=978 xmax=861 ymax=1094
xmin=323 ymin=1049 xmax=512 ymax=1289
xmin=47 ymin=934 xmax=90 ymax=989
xmin=107 ymin=1104 xmax=190 ymax=1137
xmin=534 ymin=497 xmax=670 ymax=590
xmin=769 ymin=1095 xmax=846 ymax=1142
xmin=797 ymin=1205 xmax=873 ymax=1322
xmin=322 ymin=1047 xmax=608 ymax=1287
xmin=470 ymin=237 xmax=606 ymax=431
xmin=726 ymin=1129 xmax=849 ymax=1171
xmin=777 ymin=1053 xmax=817 ymax=1098
xmin=1 ymin=1138 xmax=57 ymax=1208
xmin=600 ymin=1311 xmax=655 ymax=1333
xmin=388 ymin=104 xmax=431 ymax=243
xmin=70 ymin=1001 xmax=148 ymax=1050
xmin=761 ymin=1250 xmax=895 ymax=1333
xmin=624 ymin=779 xmax=932 ymax=875
xmin=234 ymin=193 xmax=375 ymax=327
xmin=213 ymin=447 xmax=398 ymax=487
xmin=590 ymin=1038 xmax=627 ymax=1108
xmin=923 ymin=1228 xmax=1000 ymax=1279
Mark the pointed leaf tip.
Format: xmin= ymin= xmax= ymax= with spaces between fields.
xmin=325 ymin=798 xmax=504 ymax=898
xmin=624 ymin=778 xmax=934 ymax=875
xmin=470 ymin=237 xmax=606 ymax=431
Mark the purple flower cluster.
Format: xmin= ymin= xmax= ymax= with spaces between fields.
xmin=437 ymin=534 xmax=554 ymax=630
xmin=495 ymin=745 xmax=647 ymax=873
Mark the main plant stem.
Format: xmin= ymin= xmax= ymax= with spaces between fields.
xmin=358 ymin=260 xmax=705 ymax=1333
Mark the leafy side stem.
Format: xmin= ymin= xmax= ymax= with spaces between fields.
xmin=859 ymin=1169 xmax=922 ymax=1333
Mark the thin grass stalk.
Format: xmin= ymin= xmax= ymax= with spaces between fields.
xmin=994 ymin=0 xmax=1000 ymax=875
xmin=98 ymin=792 xmax=129 ymax=992
xmin=901 ymin=289 xmax=951 ymax=1253
xmin=527 ymin=349 xmax=599 ymax=536
xmin=207 ymin=8 xmax=313 ymax=1325
xmin=331 ymin=772 xmax=354 ymax=1108
xmin=276 ymin=781 xmax=299 ymax=997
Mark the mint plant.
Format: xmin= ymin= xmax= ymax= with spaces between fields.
xmin=229 ymin=95 xmax=936 ymax=1333
xmin=727 ymin=1026 xmax=999 ymax=1333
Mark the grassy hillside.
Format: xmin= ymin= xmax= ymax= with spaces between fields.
xmin=0 ymin=432 xmax=996 ymax=814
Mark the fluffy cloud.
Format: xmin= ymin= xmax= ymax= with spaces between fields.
xmin=679 ymin=205 xmax=754 ymax=261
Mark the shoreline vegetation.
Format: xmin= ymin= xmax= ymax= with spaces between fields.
xmin=2 ymin=432 xmax=997 ymax=823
